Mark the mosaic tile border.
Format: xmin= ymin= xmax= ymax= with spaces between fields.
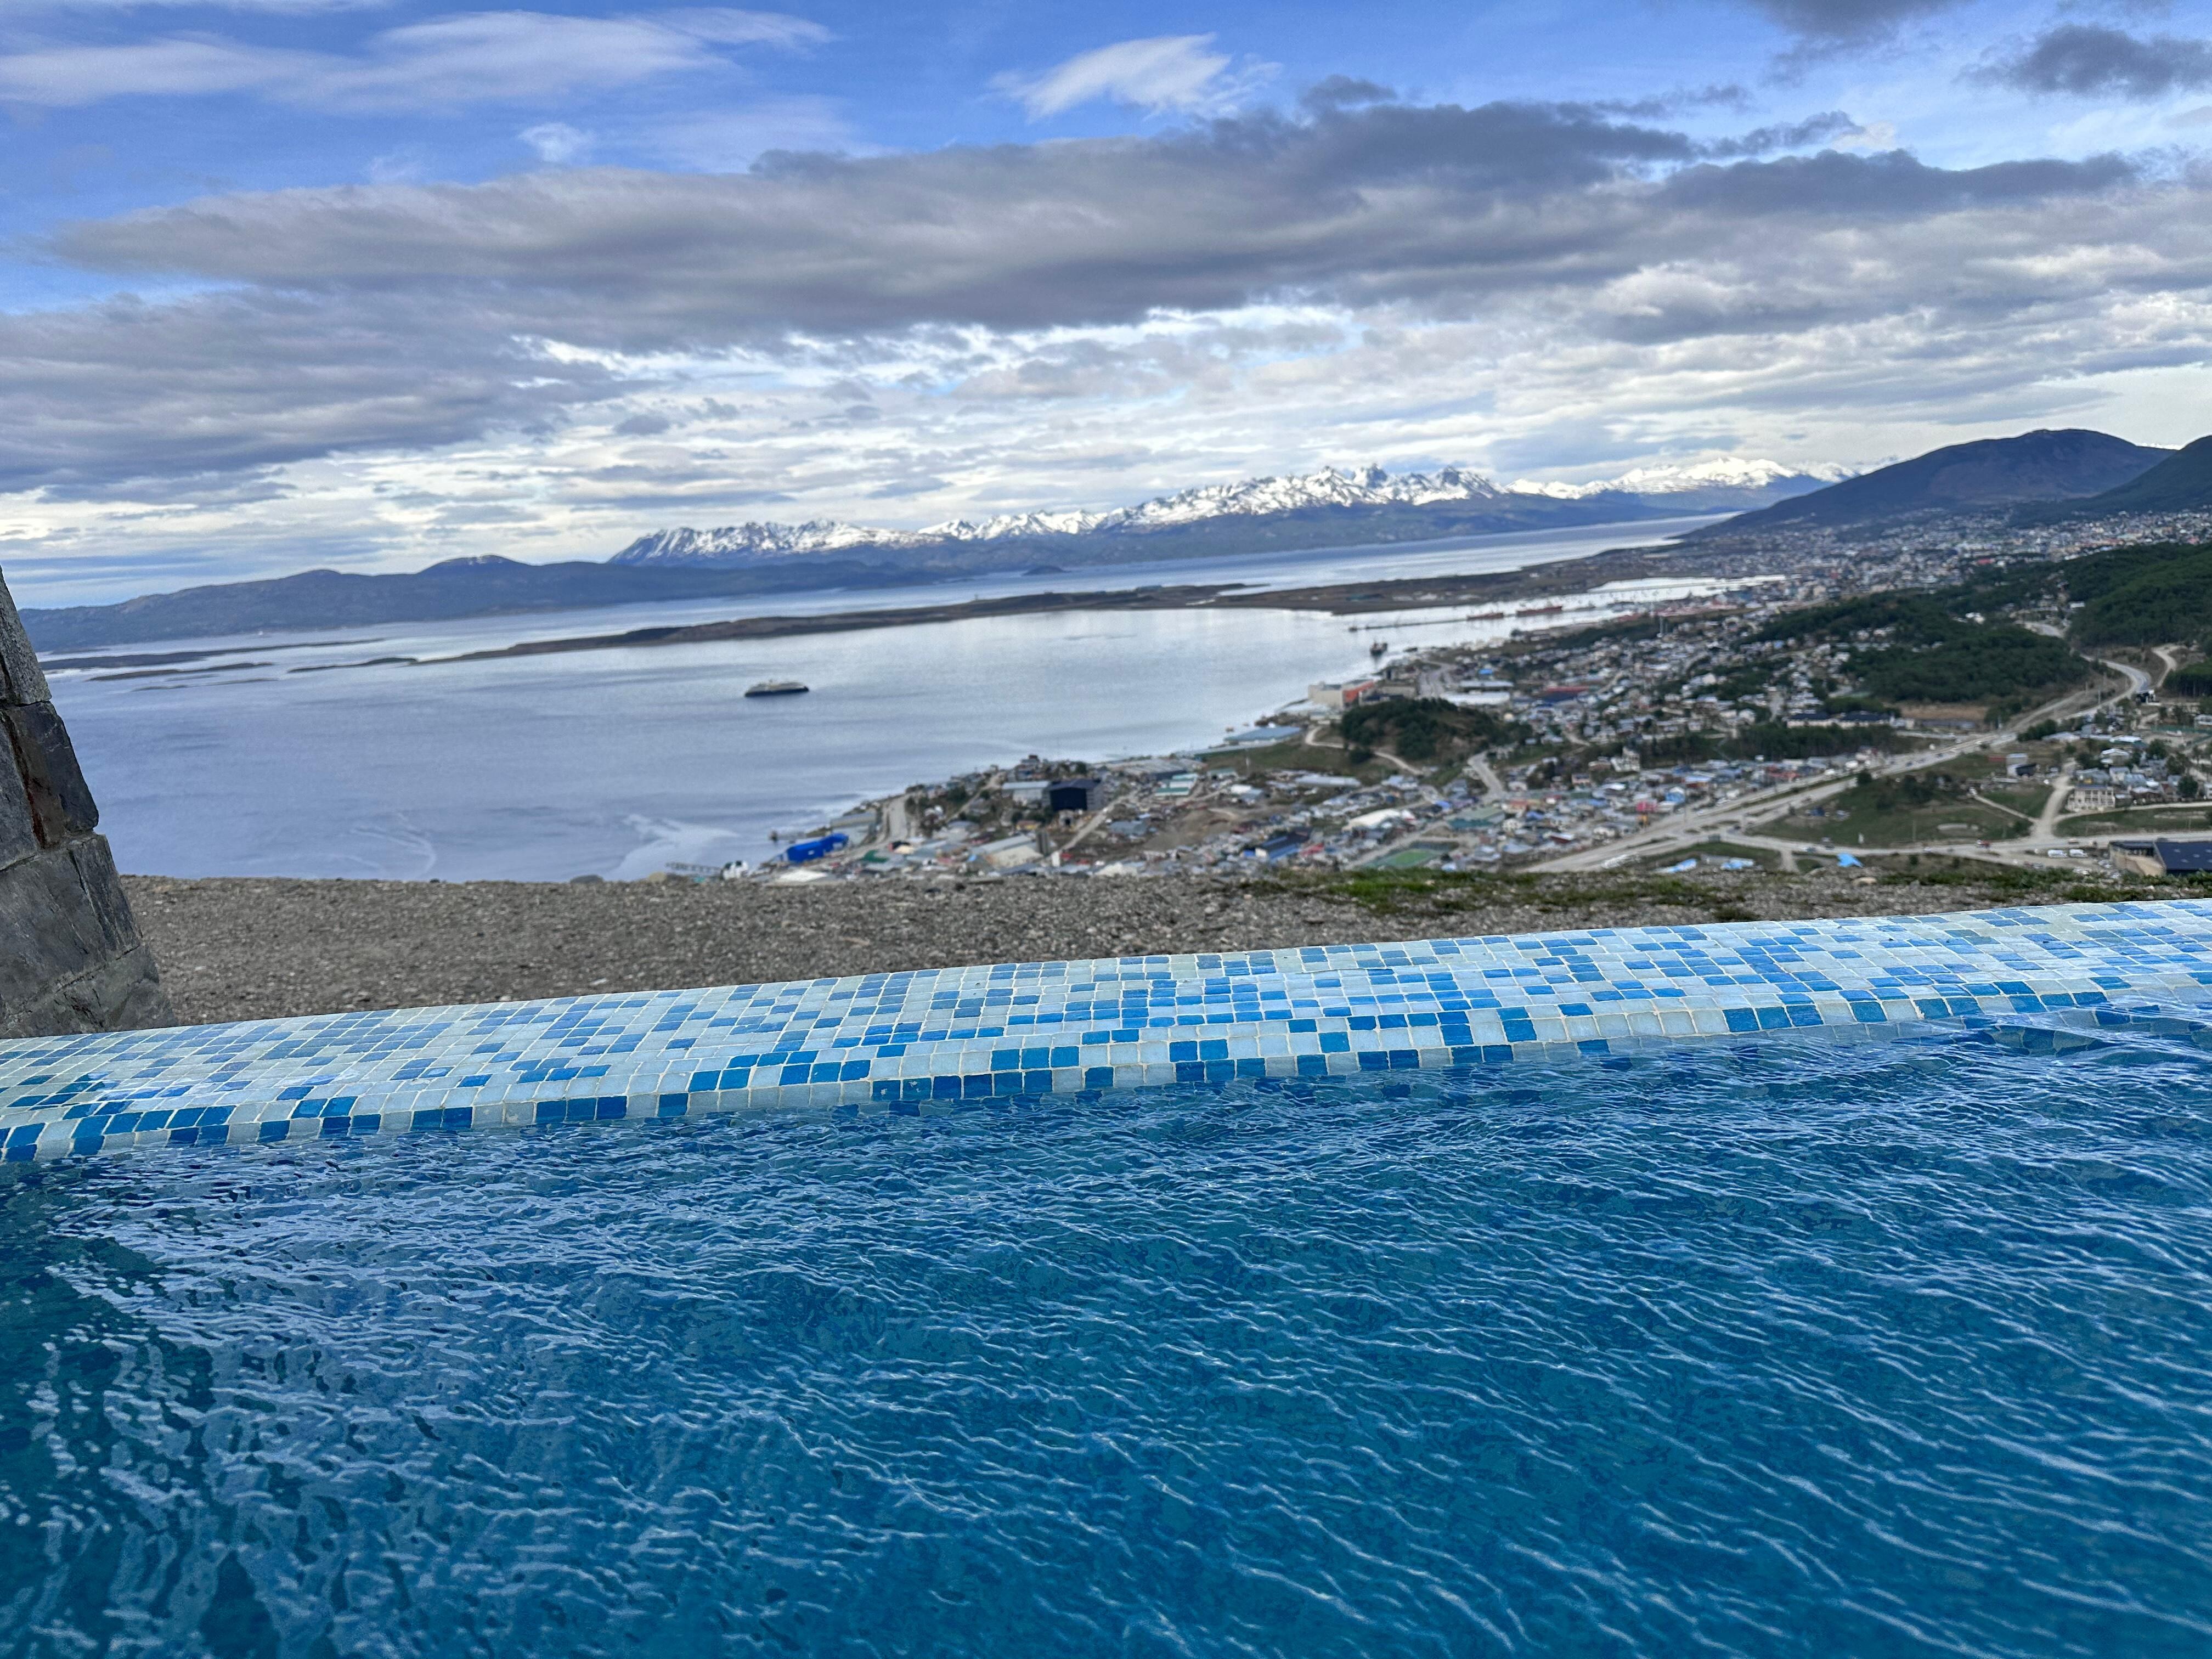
xmin=5 ymin=900 xmax=2212 ymax=1164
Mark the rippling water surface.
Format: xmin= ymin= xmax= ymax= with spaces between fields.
xmin=5 ymin=1034 xmax=2211 ymax=1657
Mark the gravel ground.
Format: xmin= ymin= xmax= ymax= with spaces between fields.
xmin=121 ymin=867 xmax=2107 ymax=1027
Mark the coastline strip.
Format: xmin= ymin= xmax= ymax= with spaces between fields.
xmin=429 ymin=540 xmax=1713 ymax=665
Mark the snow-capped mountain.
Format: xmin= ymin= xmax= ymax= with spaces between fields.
xmin=931 ymin=464 xmax=1505 ymax=541
xmin=613 ymin=520 xmax=917 ymax=563
xmin=1506 ymin=458 xmax=1848 ymax=500
xmin=610 ymin=459 xmax=1833 ymax=568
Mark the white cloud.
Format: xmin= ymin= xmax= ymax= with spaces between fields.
xmin=8 ymin=96 xmax=2211 ymax=595
xmin=365 ymin=143 xmax=435 ymax=182
xmin=521 ymin=121 xmax=595 ymax=165
xmin=992 ymin=34 xmax=1261 ymax=119
xmin=0 ymin=38 xmax=314 ymax=104
xmin=657 ymin=7 xmax=822 ymax=48
xmin=638 ymin=94 xmax=855 ymax=168
xmin=0 ymin=8 xmax=826 ymax=110
xmin=1835 ymin=119 xmax=1898 ymax=150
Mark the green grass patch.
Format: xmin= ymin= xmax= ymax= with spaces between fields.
xmin=1975 ymin=782 xmax=2051 ymax=820
xmin=1775 ymin=771 xmax=2033 ymax=847
xmin=1262 ymin=867 xmax=1766 ymax=923
xmin=2056 ymin=806 xmax=2212 ymax=837
xmin=1781 ymin=798 xmax=2022 ymax=848
xmin=1874 ymin=859 xmax=2161 ymax=904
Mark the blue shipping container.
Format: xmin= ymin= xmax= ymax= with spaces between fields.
xmin=785 ymin=832 xmax=849 ymax=865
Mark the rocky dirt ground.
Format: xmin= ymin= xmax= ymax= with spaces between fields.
xmin=122 ymin=862 xmax=2143 ymax=1026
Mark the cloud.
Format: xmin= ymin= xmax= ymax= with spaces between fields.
xmin=8 ymin=94 xmax=2202 ymax=524
xmin=1297 ymin=75 xmax=1395 ymax=115
xmin=1833 ymin=118 xmax=1897 ymax=150
xmin=992 ymin=34 xmax=1260 ymax=119
xmin=1659 ymin=148 xmax=2135 ymax=218
xmin=0 ymin=288 xmax=622 ymax=495
xmin=1698 ymin=110 xmax=1859 ymax=157
xmin=1743 ymin=0 xmax=1963 ymax=44
xmin=1595 ymin=84 xmax=1754 ymax=119
xmin=521 ymin=121 xmax=595 ymax=164
xmin=0 ymin=7 xmax=827 ymax=110
xmin=1980 ymin=24 xmax=2212 ymax=98
xmin=636 ymin=94 xmax=856 ymax=168
xmin=57 ymin=103 xmax=2134 ymax=343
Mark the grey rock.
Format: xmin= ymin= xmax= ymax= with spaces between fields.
xmin=0 ymin=748 xmax=37 ymax=869
xmin=3 ymin=702 xmax=99 ymax=844
xmin=0 ymin=573 xmax=50 ymax=707
xmin=70 ymin=835 xmax=141 ymax=953
xmin=0 ymin=944 xmax=167 ymax=1042
xmin=0 ymin=847 xmax=112 ymax=1014
xmin=0 ymin=565 xmax=171 ymax=1037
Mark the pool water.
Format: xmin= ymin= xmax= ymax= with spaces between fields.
xmin=4 ymin=1032 xmax=2210 ymax=1658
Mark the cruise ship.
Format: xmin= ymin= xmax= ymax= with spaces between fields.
xmin=744 ymin=679 xmax=809 ymax=698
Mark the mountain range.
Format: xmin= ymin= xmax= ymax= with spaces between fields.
xmin=20 ymin=458 xmax=1829 ymax=650
xmin=1694 ymin=429 xmax=2175 ymax=538
xmin=2059 ymin=434 xmax=2212 ymax=518
xmin=22 ymin=435 xmax=2211 ymax=652
xmin=610 ymin=459 xmax=1831 ymax=569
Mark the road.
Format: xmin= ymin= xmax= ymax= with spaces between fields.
xmin=1534 ymin=652 xmax=2158 ymax=873
xmin=1536 ymin=743 xmax=1979 ymax=873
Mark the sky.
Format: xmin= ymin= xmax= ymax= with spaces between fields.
xmin=4 ymin=0 xmax=2212 ymax=601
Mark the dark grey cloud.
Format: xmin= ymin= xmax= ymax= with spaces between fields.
xmin=0 ymin=288 xmax=619 ymax=495
xmin=54 ymin=101 xmax=1709 ymax=342
xmin=1744 ymin=0 xmax=1961 ymax=42
xmin=1297 ymin=76 xmax=1395 ymax=113
xmin=1697 ymin=110 xmax=1859 ymax=157
xmin=1662 ymin=148 xmax=2136 ymax=216
xmin=1982 ymin=24 xmax=2212 ymax=98
xmin=1596 ymin=84 xmax=1753 ymax=119
xmin=12 ymin=96 xmax=2180 ymax=495
xmin=60 ymin=101 xmax=2130 ymax=343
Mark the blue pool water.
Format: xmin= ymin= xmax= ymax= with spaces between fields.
xmin=5 ymin=1033 xmax=2210 ymax=1657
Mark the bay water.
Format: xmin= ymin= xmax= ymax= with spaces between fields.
xmin=54 ymin=517 xmax=1717 ymax=881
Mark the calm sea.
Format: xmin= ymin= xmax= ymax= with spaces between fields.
xmin=53 ymin=517 xmax=1717 ymax=881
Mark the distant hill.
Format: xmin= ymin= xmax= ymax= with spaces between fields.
xmin=21 ymin=500 xmax=1682 ymax=651
xmin=18 ymin=556 xmax=911 ymax=653
xmin=2066 ymin=434 xmax=2212 ymax=516
xmin=1692 ymin=429 xmax=2171 ymax=538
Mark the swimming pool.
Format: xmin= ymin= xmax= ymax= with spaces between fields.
xmin=4 ymin=904 xmax=2211 ymax=1655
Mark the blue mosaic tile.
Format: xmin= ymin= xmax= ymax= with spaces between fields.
xmin=4 ymin=900 xmax=2212 ymax=1163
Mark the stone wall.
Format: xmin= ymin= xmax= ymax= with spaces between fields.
xmin=0 ymin=570 xmax=171 ymax=1037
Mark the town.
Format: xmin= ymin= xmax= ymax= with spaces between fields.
xmin=676 ymin=510 xmax=2212 ymax=889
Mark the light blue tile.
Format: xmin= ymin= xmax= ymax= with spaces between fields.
xmin=7 ymin=900 xmax=2212 ymax=1161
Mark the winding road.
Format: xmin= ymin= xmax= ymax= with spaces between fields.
xmin=1533 ymin=647 xmax=2163 ymax=873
